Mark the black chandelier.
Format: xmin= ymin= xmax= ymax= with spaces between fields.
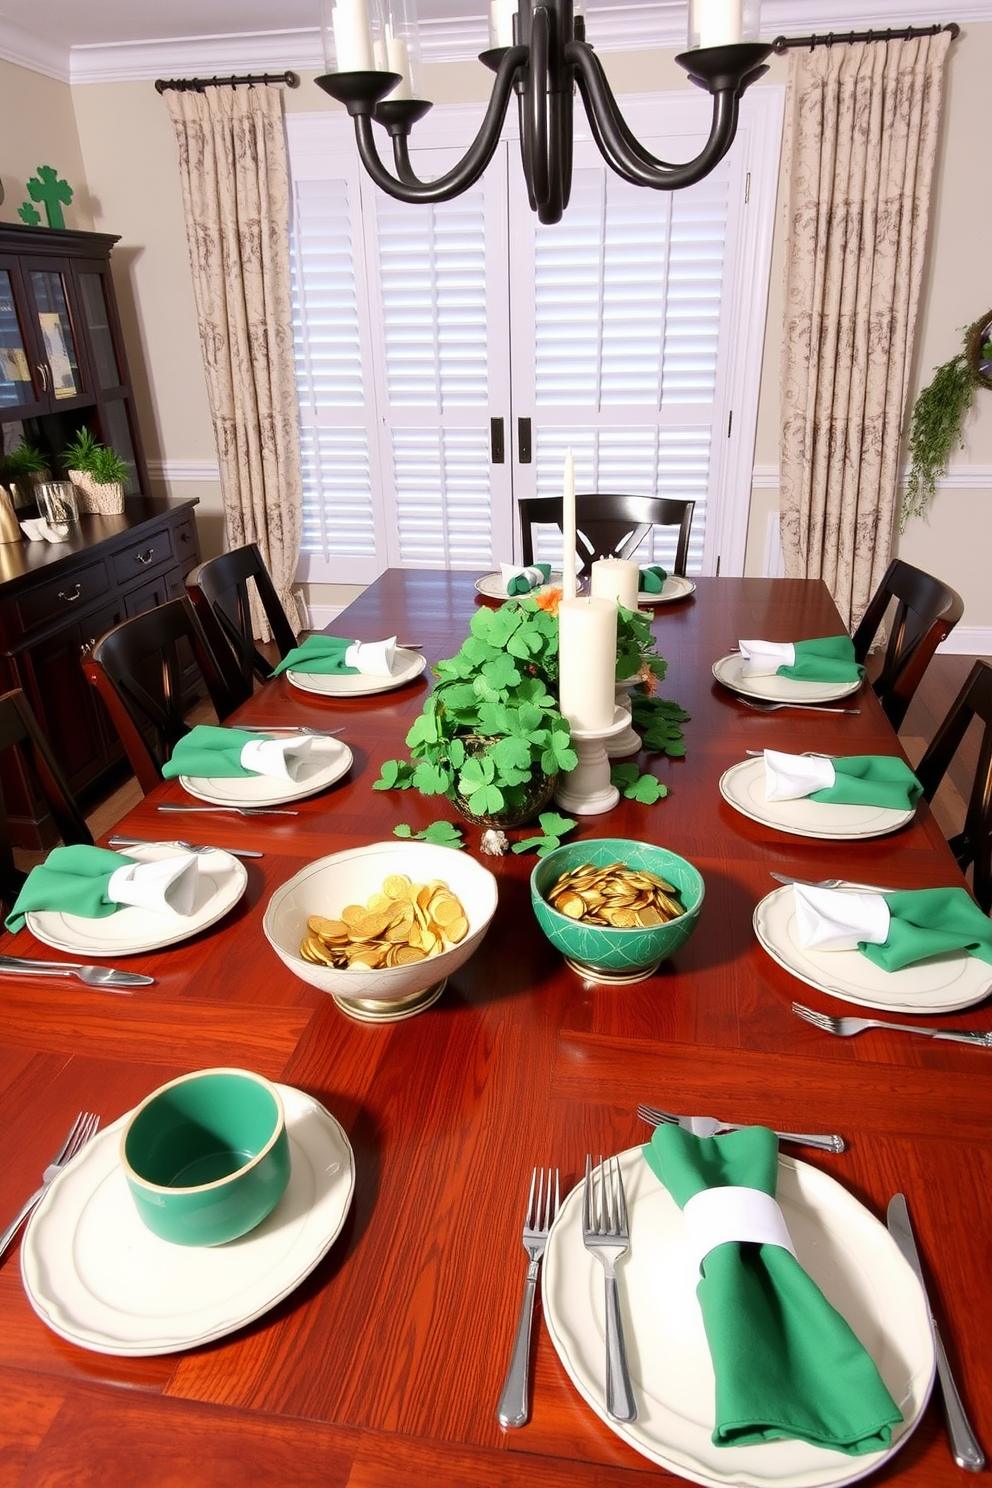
xmin=316 ymin=0 xmax=772 ymax=224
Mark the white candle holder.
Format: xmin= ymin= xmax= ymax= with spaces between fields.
xmin=555 ymin=706 xmax=629 ymax=815
xmin=606 ymin=677 xmax=641 ymax=758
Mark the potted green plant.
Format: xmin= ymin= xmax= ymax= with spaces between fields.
xmin=64 ymin=428 xmax=129 ymax=514
xmin=374 ymin=596 xmax=578 ymax=828
xmin=2 ymin=441 xmax=49 ymax=507
xmin=903 ymin=310 xmax=992 ymax=530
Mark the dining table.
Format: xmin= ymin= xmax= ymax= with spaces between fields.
xmin=1 ymin=568 xmax=989 ymax=1488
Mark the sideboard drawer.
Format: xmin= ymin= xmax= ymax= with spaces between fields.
xmin=12 ymin=557 xmax=112 ymax=634
xmin=112 ymin=526 xmax=175 ymax=585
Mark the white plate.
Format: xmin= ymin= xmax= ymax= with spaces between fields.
xmin=180 ymin=737 xmax=353 ymax=808
xmin=753 ymin=884 xmax=992 ymax=1013
xmin=543 ymin=1146 xmax=933 ymax=1488
xmin=286 ymin=647 xmax=426 ymax=698
xmin=26 ymin=843 xmax=248 ymax=959
xmin=720 ymin=759 xmax=915 ymax=840
xmin=712 ymin=654 xmax=863 ymax=704
xmin=474 ymin=571 xmax=562 ymax=600
xmin=21 ymin=1084 xmax=355 ymax=1356
xmin=638 ymin=575 xmax=696 ymax=605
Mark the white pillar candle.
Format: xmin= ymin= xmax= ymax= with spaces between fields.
xmin=558 ymin=596 xmax=618 ymax=733
xmin=690 ymin=0 xmax=743 ymax=48
xmin=489 ymin=0 xmax=516 ymax=47
xmin=332 ymin=0 xmax=375 ymax=72
xmin=384 ymin=28 xmax=413 ymax=97
xmin=590 ymin=557 xmax=640 ymax=611
xmin=561 ymin=448 xmax=577 ymax=601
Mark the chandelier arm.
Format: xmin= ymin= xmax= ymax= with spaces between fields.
xmin=567 ymin=40 xmax=742 ymax=189
xmin=352 ymin=46 xmax=527 ymax=205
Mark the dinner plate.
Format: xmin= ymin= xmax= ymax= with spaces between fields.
xmin=26 ymin=843 xmax=248 ymax=958
xmin=286 ymin=647 xmax=426 ymax=698
xmin=474 ymin=571 xmax=562 ymax=600
xmin=712 ymin=654 xmax=863 ymax=704
xmin=719 ymin=759 xmax=916 ymax=840
xmin=753 ymin=884 xmax=992 ymax=1013
xmin=638 ymin=575 xmax=696 ymax=605
xmin=180 ymin=737 xmax=353 ymax=808
xmin=543 ymin=1145 xmax=933 ymax=1488
xmin=21 ymin=1084 xmax=355 ymax=1356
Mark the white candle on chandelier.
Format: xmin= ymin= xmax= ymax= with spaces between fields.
xmin=557 ymin=596 xmax=618 ymax=732
xmin=590 ymin=557 xmax=639 ymax=611
xmin=561 ymin=448 xmax=577 ymax=600
xmin=383 ymin=24 xmax=413 ymax=98
xmin=489 ymin=0 xmax=516 ymax=48
xmin=690 ymin=0 xmax=743 ymax=49
xmin=331 ymin=0 xmax=376 ymax=71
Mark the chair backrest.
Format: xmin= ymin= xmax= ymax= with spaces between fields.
xmin=851 ymin=559 xmax=964 ymax=730
xmin=187 ymin=543 xmax=298 ymax=690
xmin=915 ymin=659 xmax=992 ymax=914
xmin=0 ymin=688 xmax=92 ymax=911
xmin=82 ymin=596 xmax=250 ymax=795
xmin=518 ymin=494 xmax=696 ymax=578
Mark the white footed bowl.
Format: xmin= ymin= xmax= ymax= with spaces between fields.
xmin=263 ymin=841 xmax=498 ymax=1015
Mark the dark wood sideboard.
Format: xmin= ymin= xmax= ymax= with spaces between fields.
xmin=0 ymin=497 xmax=200 ymax=846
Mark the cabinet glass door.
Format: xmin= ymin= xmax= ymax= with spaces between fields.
xmin=0 ymin=269 xmax=37 ymax=408
xmin=29 ymin=270 xmax=83 ymax=400
xmin=78 ymin=271 xmax=123 ymax=390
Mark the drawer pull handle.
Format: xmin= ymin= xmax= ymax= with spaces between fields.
xmin=136 ymin=549 xmax=155 ymax=565
xmin=80 ymin=637 xmax=96 ymax=654
xmin=58 ymin=584 xmax=82 ymax=603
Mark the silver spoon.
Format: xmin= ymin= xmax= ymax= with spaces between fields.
xmin=0 ymin=954 xmax=150 ymax=990
xmin=737 ymin=698 xmax=860 ymax=714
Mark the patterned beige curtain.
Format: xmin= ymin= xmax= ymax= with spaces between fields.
xmin=779 ymin=34 xmax=951 ymax=631
xmin=164 ymin=84 xmax=306 ymax=639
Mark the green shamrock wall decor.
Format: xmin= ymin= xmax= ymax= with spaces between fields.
xmin=24 ymin=166 xmax=73 ymax=229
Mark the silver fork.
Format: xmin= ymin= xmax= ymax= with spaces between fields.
xmin=637 ymin=1104 xmax=845 ymax=1153
xmin=0 ymin=1111 xmax=100 ymax=1262
xmin=771 ymin=873 xmax=899 ymax=893
xmin=108 ymin=835 xmax=263 ymax=860
xmin=792 ymin=1002 xmax=992 ymax=1047
xmin=582 ymin=1154 xmax=636 ymax=1423
xmin=496 ymin=1166 xmax=560 ymax=1428
xmin=738 ymin=698 xmax=860 ymax=715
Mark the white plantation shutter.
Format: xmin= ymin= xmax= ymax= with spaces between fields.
xmin=287 ymin=88 xmax=782 ymax=581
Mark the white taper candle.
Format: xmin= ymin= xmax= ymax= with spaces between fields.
xmin=557 ymin=596 xmax=618 ymax=732
xmin=690 ymin=0 xmax=743 ymax=48
xmin=331 ymin=0 xmax=375 ymax=71
xmin=561 ymin=448 xmax=577 ymax=601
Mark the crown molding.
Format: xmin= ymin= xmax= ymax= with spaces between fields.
xmin=0 ymin=2 xmax=984 ymax=87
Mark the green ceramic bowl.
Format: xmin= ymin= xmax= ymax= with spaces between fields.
xmin=121 ymin=1068 xmax=291 ymax=1246
xmin=530 ymin=838 xmax=704 ymax=983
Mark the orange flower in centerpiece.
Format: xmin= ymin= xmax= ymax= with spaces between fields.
xmin=637 ymin=659 xmax=658 ymax=695
xmin=534 ymin=586 xmax=562 ymax=617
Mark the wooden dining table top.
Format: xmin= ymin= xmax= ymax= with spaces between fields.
xmin=2 ymin=569 xmax=989 ymax=1488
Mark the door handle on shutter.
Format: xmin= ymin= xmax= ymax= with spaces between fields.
xmin=518 ymin=418 xmax=532 ymax=464
xmin=491 ymin=417 xmax=505 ymax=464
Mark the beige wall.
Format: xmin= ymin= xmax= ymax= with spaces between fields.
xmin=5 ymin=28 xmax=989 ymax=625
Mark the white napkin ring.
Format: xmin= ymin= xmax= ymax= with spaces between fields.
xmin=764 ymin=749 xmax=836 ymax=802
xmin=345 ymin=636 xmax=397 ymax=676
xmin=240 ymin=735 xmax=314 ymax=781
xmin=108 ymin=853 xmax=200 ymax=917
xmin=793 ymin=884 xmax=890 ymax=951
xmin=500 ymin=563 xmax=545 ymax=589
xmin=739 ymin=639 xmax=795 ymax=677
xmin=682 ymin=1185 xmax=797 ymax=1273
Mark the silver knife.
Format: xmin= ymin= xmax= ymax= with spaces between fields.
xmin=157 ymin=803 xmax=298 ymax=817
xmin=108 ymin=835 xmax=263 ymax=860
xmin=887 ymin=1194 xmax=985 ymax=1471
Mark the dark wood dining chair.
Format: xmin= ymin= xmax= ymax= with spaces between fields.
xmin=518 ymin=494 xmax=696 ymax=578
xmin=0 ymin=688 xmax=93 ymax=912
xmin=82 ymin=596 xmax=251 ymax=796
xmin=186 ymin=543 xmax=299 ymax=690
xmin=852 ymin=559 xmax=964 ymax=730
xmin=914 ymin=659 xmax=992 ymax=914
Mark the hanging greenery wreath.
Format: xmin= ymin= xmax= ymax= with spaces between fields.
xmin=901 ymin=309 xmax=992 ymax=531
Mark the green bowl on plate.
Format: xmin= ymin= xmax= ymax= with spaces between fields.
xmin=530 ymin=838 xmax=704 ymax=983
xmin=120 ymin=1067 xmax=291 ymax=1246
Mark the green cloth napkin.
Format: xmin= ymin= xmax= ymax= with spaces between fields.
xmin=862 ymin=887 xmax=992 ymax=971
xmin=810 ymin=756 xmax=923 ymax=811
xmin=5 ymin=845 xmax=134 ymax=933
xmin=270 ymin=635 xmax=358 ymax=676
xmin=638 ymin=564 xmax=668 ymax=593
xmin=162 ymin=725 xmax=270 ymax=780
xmin=642 ymin=1124 xmax=902 ymax=1454
xmin=778 ymin=636 xmax=864 ymax=684
xmin=506 ymin=563 xmax=551 ymax=596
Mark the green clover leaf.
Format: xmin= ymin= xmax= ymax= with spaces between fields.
xmin=394 ymin=822 xmax=464 ymax=848
xmin=373 ymin=758 xmax=415 ymax=791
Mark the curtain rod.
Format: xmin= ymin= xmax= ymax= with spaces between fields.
xmin=154 ymin=71 xmax=300 ymax=94
xmin=771 ymin=21 xmax=959 ymax=52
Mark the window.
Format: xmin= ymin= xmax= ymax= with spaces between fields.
xmin=287 ymin=83 xmax=783 ymax=583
